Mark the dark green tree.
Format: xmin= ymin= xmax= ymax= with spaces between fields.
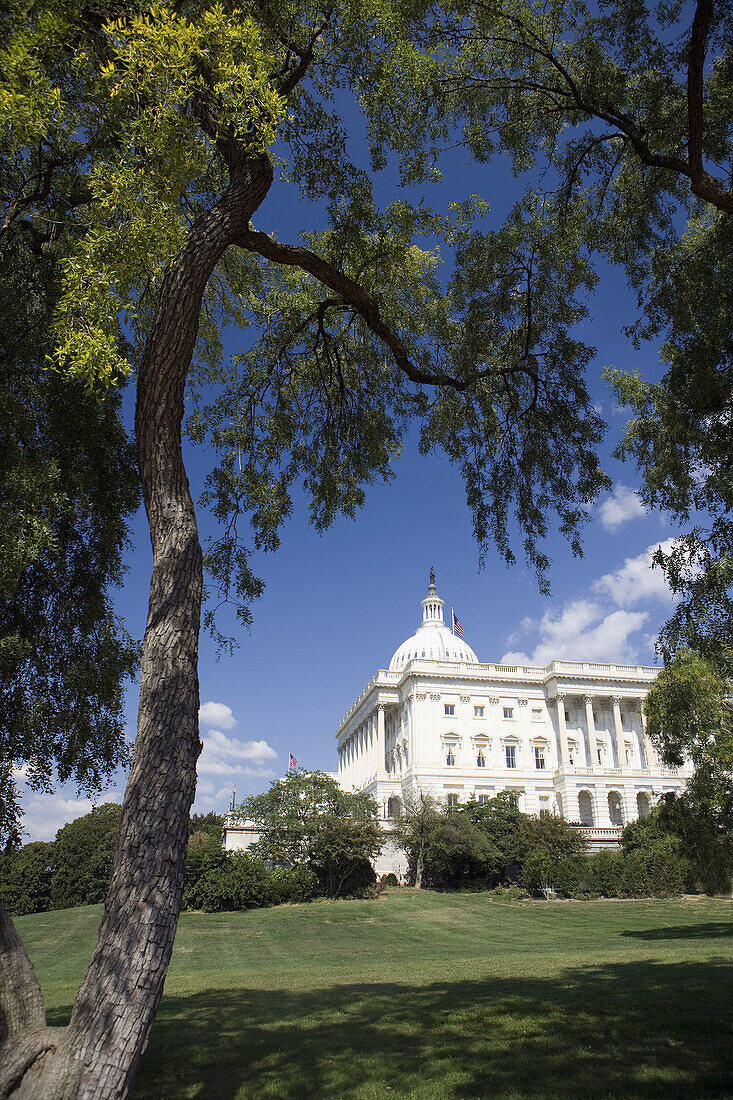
xmin=0 ymin=233 xmax=140 ymax=847
xmin=644 ymin=651 xmax=733 ymax=894
xmin=0 ymin=841 xmax=55 ymax=917
xmin=49 ymin=804 xmax=122 ymax=911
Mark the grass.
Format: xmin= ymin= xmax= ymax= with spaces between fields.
xmin=16 ymin=891 xmax=733 ymax=1099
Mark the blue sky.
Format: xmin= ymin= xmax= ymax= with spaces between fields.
xmin=17 ymin=87 xmax=682 ymax=842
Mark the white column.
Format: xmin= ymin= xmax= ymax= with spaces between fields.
xmin=584 ymin=695 xmax=597 ymax=769
xmin=641 ymin=708 xmax=657 ymax=769
xmin=612 ymin=697 xmax=626 ymax=770
xmin=554 ymin=693 xmax=570 ymax=769
xmin=376 ymin=705 xmax=386 ymax=778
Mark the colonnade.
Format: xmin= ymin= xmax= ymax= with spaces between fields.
xmin=551 ymin=692 xmax=657 ymax=772
xmin=337 ymin=703 xmax=386 ymax=786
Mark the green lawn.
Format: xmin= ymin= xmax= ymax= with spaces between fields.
xmin=16 ymin=892 xmax=733 ymax=1099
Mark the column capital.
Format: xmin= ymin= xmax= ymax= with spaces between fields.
xmin=584 ymin=694 xmax=594 ymax=706
xmin=611 ymin=695 xmax=622 ymax=707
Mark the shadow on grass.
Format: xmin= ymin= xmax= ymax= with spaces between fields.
xmin=622 ymin=923 xmax=733 ymax=941
xmin=130 ymin=959 xmax=732 ymax=1099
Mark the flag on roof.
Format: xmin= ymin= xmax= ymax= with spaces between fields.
xmin=452 ymin=610 xmax=464 ymax=638
xmin=289 ymin=753 xmax=298 ymax=770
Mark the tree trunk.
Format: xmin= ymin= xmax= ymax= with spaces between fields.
xmin=0 ymin=155 xmax=272 ymax=1100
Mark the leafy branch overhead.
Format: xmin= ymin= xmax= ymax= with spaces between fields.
xmin=4 ymin=0 xmax=610 ymax=639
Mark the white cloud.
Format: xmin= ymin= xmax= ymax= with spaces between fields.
xmin=598 ymin=484 xmax=645 ymax=531
xmin=594 ymin=539 xmax=677 ymax=607
xmin=501 ymin=600 xmax=648 ymax=667
xmin=199 ymin=701 xmax=237 ymax=729
xmin=20 ymin=790 xmax=121 ymax=843
xmin=193 ymin=729 xmax=277 ymax=812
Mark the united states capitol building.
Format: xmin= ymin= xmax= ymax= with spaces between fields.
xmin=333 ymin=571 xmax=689 ymax=871
xmin=225 ymin=571 xmax=689 ymax=875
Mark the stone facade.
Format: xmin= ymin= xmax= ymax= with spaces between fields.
xmin=335 ymin=574 xmax=690 ymax=876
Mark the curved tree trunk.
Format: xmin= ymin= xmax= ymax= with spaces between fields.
xmin=0 ymin=155 xmax=272 ymax=1100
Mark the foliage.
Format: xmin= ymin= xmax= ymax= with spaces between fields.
xmin=392 ymin=791 xmax=443 ymax=888
xmin=241 ymin=771 xmax=382 ymax=893
xmin=644 ymin=650 xmax=733 ymax=893
xmin=464 ymin=791 xmax=526 ymax=872
xmin=309 ymin=817 xmax=380 ymax=898
xmin=188 ymin=812 xmax=224 ymax=840
xmin=522 ymin=847 xmax=687 ymax=900
xmin=513 ymin=813 xmax=587 ymax=863
xmin=420 ymin=811 xmax=499 ymax=889
xmin=0 ymin=840 xmax=55 ymax=916
xmin=182 ymin=839 xmax=318 ymax=912
xmin=368 ymin=0 xmax=733 ymax=658
xmin=49 ymin=803 xmax=122 ymax=910
xmin=0 ymin=234 xmax=140 ymax=845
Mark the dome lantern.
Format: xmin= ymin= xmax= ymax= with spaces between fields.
xmin=388 ymin=570 xmax=479 ymax=670
xmin=421 ymin=566 xmax=445 ymax=626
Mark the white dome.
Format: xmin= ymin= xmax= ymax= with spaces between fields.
xmin=389 ymin=572 xmax=480 ymax=670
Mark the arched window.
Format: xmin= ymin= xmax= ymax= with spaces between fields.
xmin=608 ymin=791 xmax=624 ymax=826
xmin=636 ymin=792 xmax=650 ymax=820
xmin=578 ymin=790 xmax=594 ymax=826
xmin=387 ymin=795 xmax=402 ymax=819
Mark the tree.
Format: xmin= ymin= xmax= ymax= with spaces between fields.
xmin=0 ymin=226 xmax=140 ymax=848
xmin=420 ymin=810 xmax=498 ymax=888
xmin=513 ymin=813 xmax=586 ymax=865
xmin=49 ymin=804 xmax=122 ymax=911
xmin=366 ymin=0 xmax=733 ymax=664
xmin=392 ymin=792 xmax=442 ymax=889
xmin=242 ymin=770 xmax=382 ymax=895
xmin=0 ymin=842 xmax=55 ymax=917
xmin=0 ymin=1 xmax=612 ymax=1094
xmin=464 ymin=792 xmax=526 ymax=876
xmin=644 ymin=651 xmax=733 ymax=894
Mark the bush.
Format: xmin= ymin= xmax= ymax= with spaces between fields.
xmin=319 ymin=856 xmax=376 ymax=898
xmin=267 ymin=865 xmax=319 ymax=905
xmin=381 ymin=873 xmax=399 ymax=888
xmin=183 ymin=852 xmax=272 ymax=912
xmin=618 ymin=848 xmax=687 ymax=897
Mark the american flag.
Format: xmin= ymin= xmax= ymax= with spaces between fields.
xmin=452 ymin=610 xmax=464 ymax=638
xmin=288 ymin=753 xmax=298 ymax=770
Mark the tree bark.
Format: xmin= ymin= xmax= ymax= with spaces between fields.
xmin=1 ymin=154 xmax=273 ymax=1100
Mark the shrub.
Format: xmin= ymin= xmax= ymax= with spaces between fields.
xmin=381 ymin=873 xmax=399 ymax=888
xmin=184 ymin=852 xmax=272 ymax=912
xmin=267 ymin=865 xmax=319 ymax=905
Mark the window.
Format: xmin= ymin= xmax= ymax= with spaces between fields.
xmin=476 ymin=751 xmax=486 ymax=768
xmin=597 ymin=743 xmax=606 ymax=765
xmin=505 ymin=745 xmax=516 ymax=768
xmin=478 ymin=794 xmax=490 ymax=805
xmin=474 ymin=705 xmax=484 ymax=718
xmin=568 ymin=743 xmax=576 ymax=766
xmin=503 ymin=707 xmax=514 ymax=720
xmin=565 ymin=710 xmax=571 ymax=723
xmin=446 ymin=793 xmax=459 ymax=809
xmin=532 ymin=708 xmax=542 ymax=720
xmin=625 ymin=745 xmax=632 ymax=765
xmin=508 ymin=791 xmax=520 ymax=808
xmin=444 ymin=703 xmax=455 ymax=716
xmin=446 ymin=749 xmax=456 ymax=766
xmin=539 ymin=796 xmax=550 ymax=818
xmin=534 ymin=746 xmax=546 ymax=770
